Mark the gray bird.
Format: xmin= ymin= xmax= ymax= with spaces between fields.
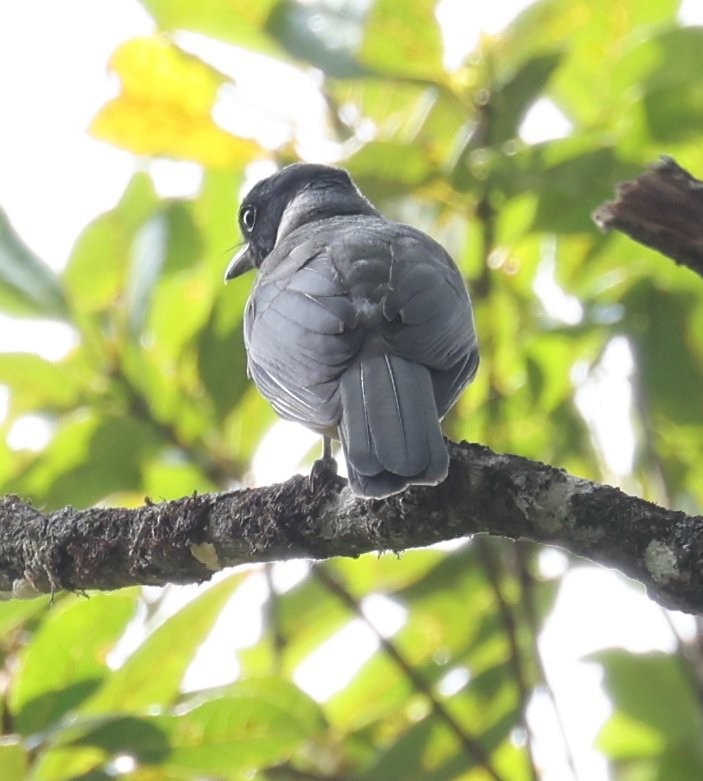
xmin=225 ymin=163 xmax=478 ymax=498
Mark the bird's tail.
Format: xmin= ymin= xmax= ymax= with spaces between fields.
xmin=338 ymin=354 xmax=449 ymax=498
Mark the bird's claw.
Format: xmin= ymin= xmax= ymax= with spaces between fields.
xmin=310 ymin=446 xmax=338 ymax=495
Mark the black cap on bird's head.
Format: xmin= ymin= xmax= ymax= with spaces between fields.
xmin=224 ymin=163 xmax=379 ymax=281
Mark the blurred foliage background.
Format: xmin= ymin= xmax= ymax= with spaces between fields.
xmin=1 ymin=0 xmax=703 ymax=779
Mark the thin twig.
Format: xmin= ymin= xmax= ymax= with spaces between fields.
xmin=475 ymin=538 xmax=540 ymax=781
xmin=312 ymin=564 xmax=508 ymax=781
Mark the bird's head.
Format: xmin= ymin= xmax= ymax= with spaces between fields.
xmin=224 ymin=163 xmax=378 ymax=281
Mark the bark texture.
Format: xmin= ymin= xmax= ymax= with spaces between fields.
xmin=1 ymin=441 xmax=701 ymax=614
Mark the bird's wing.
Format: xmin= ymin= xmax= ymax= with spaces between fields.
xmin=244 ymin=241 xmax=362 ymax=431
xmin=379 ymin=232 xmax=479 ymax=415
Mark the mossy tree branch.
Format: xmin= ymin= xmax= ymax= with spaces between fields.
xmin=1 ymin=441 xmax=701 ymax=614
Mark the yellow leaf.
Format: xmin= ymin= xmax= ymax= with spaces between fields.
xmin=111 ymin=36 xmax=221 ymax=110
xmin=91 ymin=36 xmax=262 ymax=167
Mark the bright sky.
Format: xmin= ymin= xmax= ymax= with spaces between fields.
xmin=1 ymin=2 xmax=701 ymax=780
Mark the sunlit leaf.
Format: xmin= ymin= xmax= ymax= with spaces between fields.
xmin=194 ymin=169 xmax=242 ymax=277
xmin=146 ymin=270 xmax=214 ymax=362
xmin=79 ymin=574 xmax=243 ymax=714
xmin=160 ymin=694 xmax=318 ymax=776
xmin=142 ymin=453 xmax=216 ymax=501
xmin=0 ymin=743 xmax=29 ymax=781
xmin=91 ymin=37 xmax=262 ymax=167
xmin=64 ymin=173 xmax=158 ymax=316
xmin=360 ymin=0 xmax=444 ymax=81
xmin=348 ymin=142 xmax=433 ymax=199
xmin=66 ymin=680 xmax=324 ymax=778
xmin=329 ymin=78 xmax=427 ymax=137
xmin=504 ymin=0 xmax=679 ymax=125
xmin=140 ymin=0 xmax=279 ymax=52
xmin=329 ymin=549 xmax=447 ymax=595
xmin=29 ymin=745 xmax=106 ymax=781
xmin=0 ymin=353 xmax=81 ymax=420
xmin=0 ymin=597 xmax=48 ymax=637
xmin=10 ymin=591 xmax=139 ymax=735
xmin=597 ymin=711 xmax=664 ymax=759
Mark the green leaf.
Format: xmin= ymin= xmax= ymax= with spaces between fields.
xmin=272 ymin=569 xmax=350 ymax=672
xmin=14 ymin=413 xmax=160 ymax=509
xmin=623 ymin=283 xmax=703 ymax=426
xmin=528 ymin=144 xmax=632 ymax=233
xmin=126 ymin=202 xmax=203 ymax=340
xmin=27 ymin=745 xmax=106 ymax=781
xmin=125 ymin=211 xmax=169 ymax=339
xmin=146 ymin=270 xmax=214 ymax=362
xmin=0 ymin=209 xmax=67 ymax=319
xmin=655 ymin=746 xmax=703 ymax=781
xmin=640 ymin=28 xmax=703 ymax=143
xmin=194 ymin=169 xmax=243 ymax=278
xmin=355 ymin=668 xmax=520 ymax=781
xmin=330 ymin=548 xmax=447 ymax=595
xmin=10 ymin=591 xmax=139 ymax=735
xmin=329 ymin=78 xmax=428 ymax=139
xmin=0 ymin=742 xmax=29 ymax=781
xmin=67 ymin=681 xmax=324 ymax=779
xmin=0 ymin=353 xmax=81 ymax=420
xmin=348 ymin=142 xmax=433 ymax=199
xmin=490 ymin=51 xmax=563 ymax=145
xmin=594 ymin=650 xmax=703 ymax=749
xmin=142 ymin=453 xmax=216 ymax=501
xmin=597 ymin=711 xmax=664 ymax=759
xmin=80 ymin=573 xmax=243 ymax=715
xmin=360 ymin=0 xmax=444 ymax=81
xmin=503 ymin=0 xmax=679 ymax=125
xmin=140 ymin=0 xmax=279 ymax=53
xmin=62 ymin=172 xmax=157 ymax=332
xmin=354 ymin=717 xmax=436 ymax=781
xmin=69 ymin=715 xmax=171 ymax=764
xmin=159 ymin=680 xmax=325 ymax=776
xmin=0 ymin=597 xmax=48 ymax=637
xmin=265 ymin=0 xmax=367 ymax=78
xmin=64 ymin=215 xmax=130 ymax=315
xmin=325 ymin=548 xmax=504 ymax=730
xmin=197 ymin=292 xmax=249 ymax=421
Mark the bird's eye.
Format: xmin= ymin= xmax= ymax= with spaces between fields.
xmin=241 ymin=204 xmax=256 ymax=233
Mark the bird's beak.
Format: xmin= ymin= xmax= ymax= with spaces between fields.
xmin=224 ymin=245 xmax=255 ymax=282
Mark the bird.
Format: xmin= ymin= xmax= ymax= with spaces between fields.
xmin=224 ymin=163 xmax=479 ymax=499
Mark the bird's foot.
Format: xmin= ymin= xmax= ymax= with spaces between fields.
xmin=309 ymin=437 xmax=338 ymax=495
